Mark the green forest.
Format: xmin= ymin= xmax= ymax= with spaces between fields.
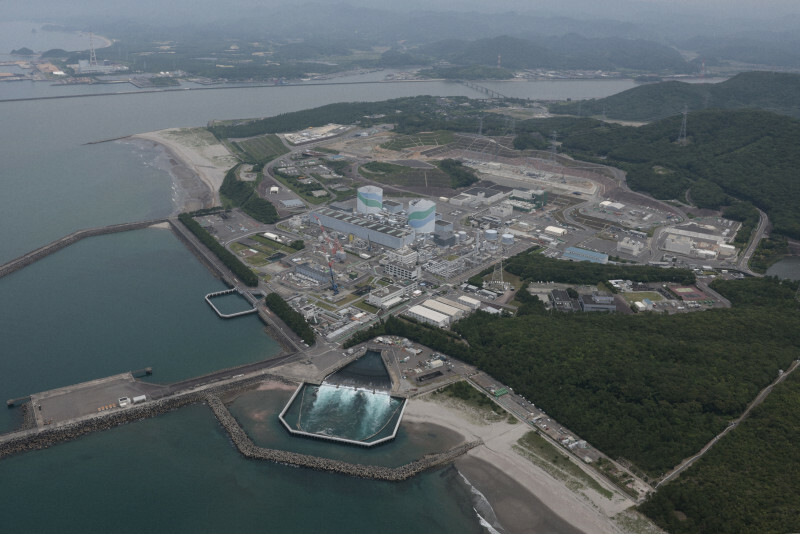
xmin=541 ymin=109 xmax=800 ymax=238
xmin=550 ymin=71 xmax=800 ymax=121
xmin=264 ymin=293 xmax=315 ymax=345
xmin=504 ymin=247 xmax=696 ymax=285
xmin=348 ymin=277 xmax=800 ymax=477
xmin=218 ymin=165 xmax=280 ymax=225
xmin=638 ymin=367 xmax=800 ymax=534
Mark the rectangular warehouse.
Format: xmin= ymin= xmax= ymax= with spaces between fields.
xmin=405 ymin=305 xmax=450 ymax=328
xmin=422 ymin=299 xmax=464 ymax=320
xmin=313 ymin=208 xmax=415 ymax=249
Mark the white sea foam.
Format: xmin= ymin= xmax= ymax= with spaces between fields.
xmin=459 ymin=472 xmax=505 ymax=534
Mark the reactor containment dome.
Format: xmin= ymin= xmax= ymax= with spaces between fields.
xmin=407 ymin=199 xmax=436 ymax=234
xmin=357 ymin=186 xmax=383 ymax=215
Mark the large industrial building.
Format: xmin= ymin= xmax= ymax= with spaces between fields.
xmin=356 ymin=185 xmax=383 ymax=214
xmin=384 ymin=247 xmax=420 ymax=280
xmin=405 ymin=305 xmax=450 ymax=328
xmin=294 ymin=262 xmax=331 ymax=285
xmin=312 ymin=207 xmax=414 ymax=249
xmin=407 ymin=199 xmax=436 ymax=234
xmin=434 ymin=220 xmax=455 ymax=246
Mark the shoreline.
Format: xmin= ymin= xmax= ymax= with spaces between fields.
xmin=129 ymin=128 xmax=236 ymax=212
xmin=403 ymin=396 xmax=638 ymax=534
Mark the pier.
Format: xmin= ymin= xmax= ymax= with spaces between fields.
xmin=204 ymin=288 xmax=259 ymax=319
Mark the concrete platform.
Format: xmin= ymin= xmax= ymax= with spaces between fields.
xmin=30 ymin=373 xmax=168 ymax=428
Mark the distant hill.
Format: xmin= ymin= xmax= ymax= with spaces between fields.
xmin=413 ymin=35 xmax=694 ymax=74
xmin=551 ymin=109 xmax=800 ymax=238
xmin=550 ymin=71 xmax=800 ymax=120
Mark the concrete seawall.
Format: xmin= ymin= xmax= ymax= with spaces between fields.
xmin=206 ymin=394 xmax=482 ymax=481
xmin=0 ymin=373 xmax=288 ymax=460
xmin=0 ymin=219 xmax=167 ymax=279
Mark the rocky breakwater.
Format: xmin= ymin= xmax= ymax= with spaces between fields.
xmin=205 ymin=394 xmax=483 ymax=481
xmin=0 ymin=374 xmax=291 ymax=460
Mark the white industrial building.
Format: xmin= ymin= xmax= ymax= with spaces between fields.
xmin=405 ymin=305 xmax=450 ymax=328
xmin=458 ymin=295 xmax=482 ymax=309
xmin=489 ymin=203 xmax=514 ymax=218
xmin=545 ymin=225 xmax=568 ymax=237
xmin=617 ymin=237 xmax=644 ymax=256
xmin=421 ymin=299 xmax=464 ymax=320
xmin=366 ymin=283 xmax=416 ymax=308
xmin=436 ymin=297 xmax=472 ymax=313
xmin=383 ymin=247 xmax=420 ymax=280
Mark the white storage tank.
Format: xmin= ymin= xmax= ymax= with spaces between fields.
xmin=485 ymin=229 xmax=498 ymax=242
xmin=501 ymin=233 xmax=514 ymax=245
xmin=457 ymin=231 xmax=467 ymax=241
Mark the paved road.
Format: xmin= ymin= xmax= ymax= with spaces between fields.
xmin=737 ymin=207 xmax=768 ymax=276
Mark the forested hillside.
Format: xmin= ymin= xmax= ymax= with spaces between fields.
xmin=550 ymin=71 xmax=800 ymax=120
xmin=349 ymin=274 xmax=800 ymax=476
xmin=542 ymin=109 xmax=800 ymax=238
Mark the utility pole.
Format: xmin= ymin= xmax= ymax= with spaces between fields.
xmin=678 ymin=105 xmax=688 ymax=146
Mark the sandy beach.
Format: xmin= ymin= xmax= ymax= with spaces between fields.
xmin=131 ymin=128 xmax=238 ymax=212
xmin=404 ymin=396 xmax=661 ymax=534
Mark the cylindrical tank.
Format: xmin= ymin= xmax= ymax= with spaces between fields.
xmin=501 ymin=233 xmax=515 ymax=245
xmin=485 ymin=229 xmax=498 ymax=241
xmin=457 ymin=231 xmax=467 ymax=241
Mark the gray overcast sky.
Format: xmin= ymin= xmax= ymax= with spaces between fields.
xmin=6 ymin=0 xmax=798 ymax=28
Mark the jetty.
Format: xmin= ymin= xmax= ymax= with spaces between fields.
xmin=0 ymin=219 xmax=167 ymax=279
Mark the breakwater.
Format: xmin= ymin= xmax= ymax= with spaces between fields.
xmin=206 ymin=394 xmax=482 ymax=481
xmin=0 ymin=373 xmax=286 ymax=461
xmin=0 ymin=219 xmax=167 ymax=279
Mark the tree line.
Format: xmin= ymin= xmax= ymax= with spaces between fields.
xmin=178 ymin=213 xmax=258 ymax=287
xmin=264 ymin=293 xmax=315 ymax=345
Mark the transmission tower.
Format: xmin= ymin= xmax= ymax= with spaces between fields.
xmin=89 ymin=32 xmax=98 ymax=67
xmin=678 ymin=106 xmax=688 ymax=146
xmin=549 ymin=131 xmax=558 ymax=162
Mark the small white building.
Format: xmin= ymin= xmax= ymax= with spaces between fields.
xmin=545 ymin=225 xmax=568 ymax=237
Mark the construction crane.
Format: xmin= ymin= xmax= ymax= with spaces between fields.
xmin=313 ymin=215 xmax=340 ymax=294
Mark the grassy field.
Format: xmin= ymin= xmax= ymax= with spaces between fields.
xmin=360 ymin=162 xmax=452 ymax=188
xmin=250 ymin=234 xmax=297 ymax=254
xmin=353 ymin=299 xmax=380 ymax=314
xmin=380 ymin=130 xmax=455 ymax=151
xmin=620 ymin=291 xmax=664 ymax=304
xmin=514 ymin=431 xmax=614 ymax=499
xmin=229 ymin=242 xmax=271 ymax=267
xmin=233 ymin=134 xmax=289 ymax=163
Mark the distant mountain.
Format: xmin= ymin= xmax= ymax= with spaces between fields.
xmin=412 ymin=35 xmax=693 ymax=74
xmin=550 ymin=72 xmax=800 ymax=121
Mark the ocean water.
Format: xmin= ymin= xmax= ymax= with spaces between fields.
xmin=0 ymin=404 xmax=482 ymax=534
xmin=0 ymin=228 xmax=280 ymax=433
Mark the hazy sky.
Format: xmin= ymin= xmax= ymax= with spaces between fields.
xmin=6 ymin=0 xmax=798 ymax=30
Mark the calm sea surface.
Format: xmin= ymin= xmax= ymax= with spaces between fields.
xmin=0 ymin=23 xmax=655 ymax=532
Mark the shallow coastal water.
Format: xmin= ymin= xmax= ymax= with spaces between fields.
xmin=0 ymin=404 xmax=483 ymax=534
